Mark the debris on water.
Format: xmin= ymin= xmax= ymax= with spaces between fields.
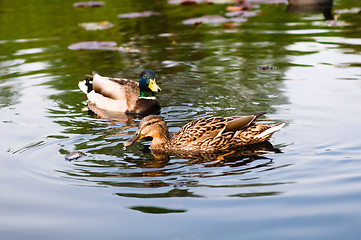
xmin=73 ymin=1 xmax=105 ymax=8
xmin=65 ymin=151 xmax=83 ymax=161
xmin=258 ymin=65 xmax=277 ymax=70
xmin=117 ymin=11 xmax=161 ymax=19
xmin=79 ymin=21 xmax=114 ymax=31
xmin=68 ymin=41 xmax=141 ymax=53
xmin=173 ymin=181 xmax=185 ymax=188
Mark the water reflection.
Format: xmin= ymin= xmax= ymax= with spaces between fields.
xmin=57 ymin=141 xmax=287 ymax=201
xmin=0 ymin=40 xmax=51 ymax=109
xmin=86 ymin=103 xmax=139 ymax=124
xmin=287 ymin=0 xmax=334 ymax=20
xmin=149 ymin=141 xmax=281 ymax=165
xmin=43 ymin=1 xmax=296 ymax=210
xmin=2 ymin=0 xmax=360 ymax=237
xmin=129 ymin=206 xmax=187 ymax=214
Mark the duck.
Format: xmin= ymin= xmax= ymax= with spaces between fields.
xmin=78 ymin=70 xmax=161 ymax=115
xmin=124 ymin=112 xmax=285 ymax=152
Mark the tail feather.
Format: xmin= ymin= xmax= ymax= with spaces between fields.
xmin=258 ymin=122 xmax=285 ymax=138
xmin=78 ymin=80 xmax=88 ymax=94
xmin=78 ymin=75 xmax=94 ymax=94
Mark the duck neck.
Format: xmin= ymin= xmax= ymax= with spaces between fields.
xmin=139 ymin=90 xmax=154 ymax=98
xmin=150 ymin=131 xmax=170 ymax=150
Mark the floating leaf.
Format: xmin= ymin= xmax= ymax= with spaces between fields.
xmin=182 ymin=14 xmax=248 ymax=25
xmin=168 ymin=0 xmax=233 ymax=4
xmin=226 ymin=6 xmax=243 ymax=11
xmin=222 ymin=23 xmax=236 ymax=29
xmin=209 ymin=0 xmax=234 ymax=3
xmin=225 ymin=10 xmax=259 ymax=18
xmin=182 ymin=15 xmax=228 ymax=25
xmin=68 ymin=41 xmax=141 ymax=53
xmin=65 ymin=151 xmax=83 ymax=161
xmin=73 ymin=1 xmax=105 ymax=8
xmin=117 ymin=11 xmax=161 ymax=19
xmin=228 ymin=17 xmax=248 ymax=23
xmin=262 ymin=0 xmax=287 ymax=4
xmin=68 ymin=41 xmax=117 ymax=50
xmin=78 ymin=21 xmax=114 ymax=31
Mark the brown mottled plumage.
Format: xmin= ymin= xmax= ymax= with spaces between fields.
xmin=124 ymin=113 xmax=285 ymax=152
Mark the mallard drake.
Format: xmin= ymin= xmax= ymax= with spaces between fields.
xmin=78 ymin=70 xmax=161 ymax=115
xmin=124 ymin=112 xmax=285 ymax=152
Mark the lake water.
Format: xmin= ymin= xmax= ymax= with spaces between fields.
xmin=1 ymin=0 xmax=361 ymax=239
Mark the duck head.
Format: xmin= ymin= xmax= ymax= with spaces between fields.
xmin=139 ymin=70 xmax=161 ymax=97
xmin=124 ymin=115 xmax=169 ymax=149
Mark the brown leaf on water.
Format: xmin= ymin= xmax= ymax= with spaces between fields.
xmin=222 ymin=23 xmax=236 ymax=29
xmin=226 ymin=6 xmax=243 ymax=11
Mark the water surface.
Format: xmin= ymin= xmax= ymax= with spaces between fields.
xmin=1 ymin=0 xmax=361 ymax=239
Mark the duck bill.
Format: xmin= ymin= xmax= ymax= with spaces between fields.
xmin=124 ymin=131 xmax=144 ymax=147
xmin=148 ymin=78 xmax=161 ymax=92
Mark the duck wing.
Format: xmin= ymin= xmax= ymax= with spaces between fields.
xmin=222 ymin=112 xmax=266 ymax=133
xmin=88 ymin=73 xmax=139 ymax=112
xmin=92 ymin=73 xmax=139 ymax=100
xmin=170 ymin=117 xmax=229 ymax=145
xmin=169 ymin=113 xmax=270 ymax=150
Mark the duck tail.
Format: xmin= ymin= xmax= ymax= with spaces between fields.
xmin=78 ymin=74 xmax=94 ymax=94
xmin=258 ymin=122 xmax=285 ymax=139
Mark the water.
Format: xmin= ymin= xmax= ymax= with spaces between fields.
xmin=1 ymin=0 xmax=361 ymax=239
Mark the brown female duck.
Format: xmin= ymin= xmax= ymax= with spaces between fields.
xmin=78 ymin=70 xmax=161 ymax=115
xmin=124 ymin=113 xmax=285 ymax=152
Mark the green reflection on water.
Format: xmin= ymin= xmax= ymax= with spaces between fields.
xmin=129 ymin=205 xmax=187 ymax=214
